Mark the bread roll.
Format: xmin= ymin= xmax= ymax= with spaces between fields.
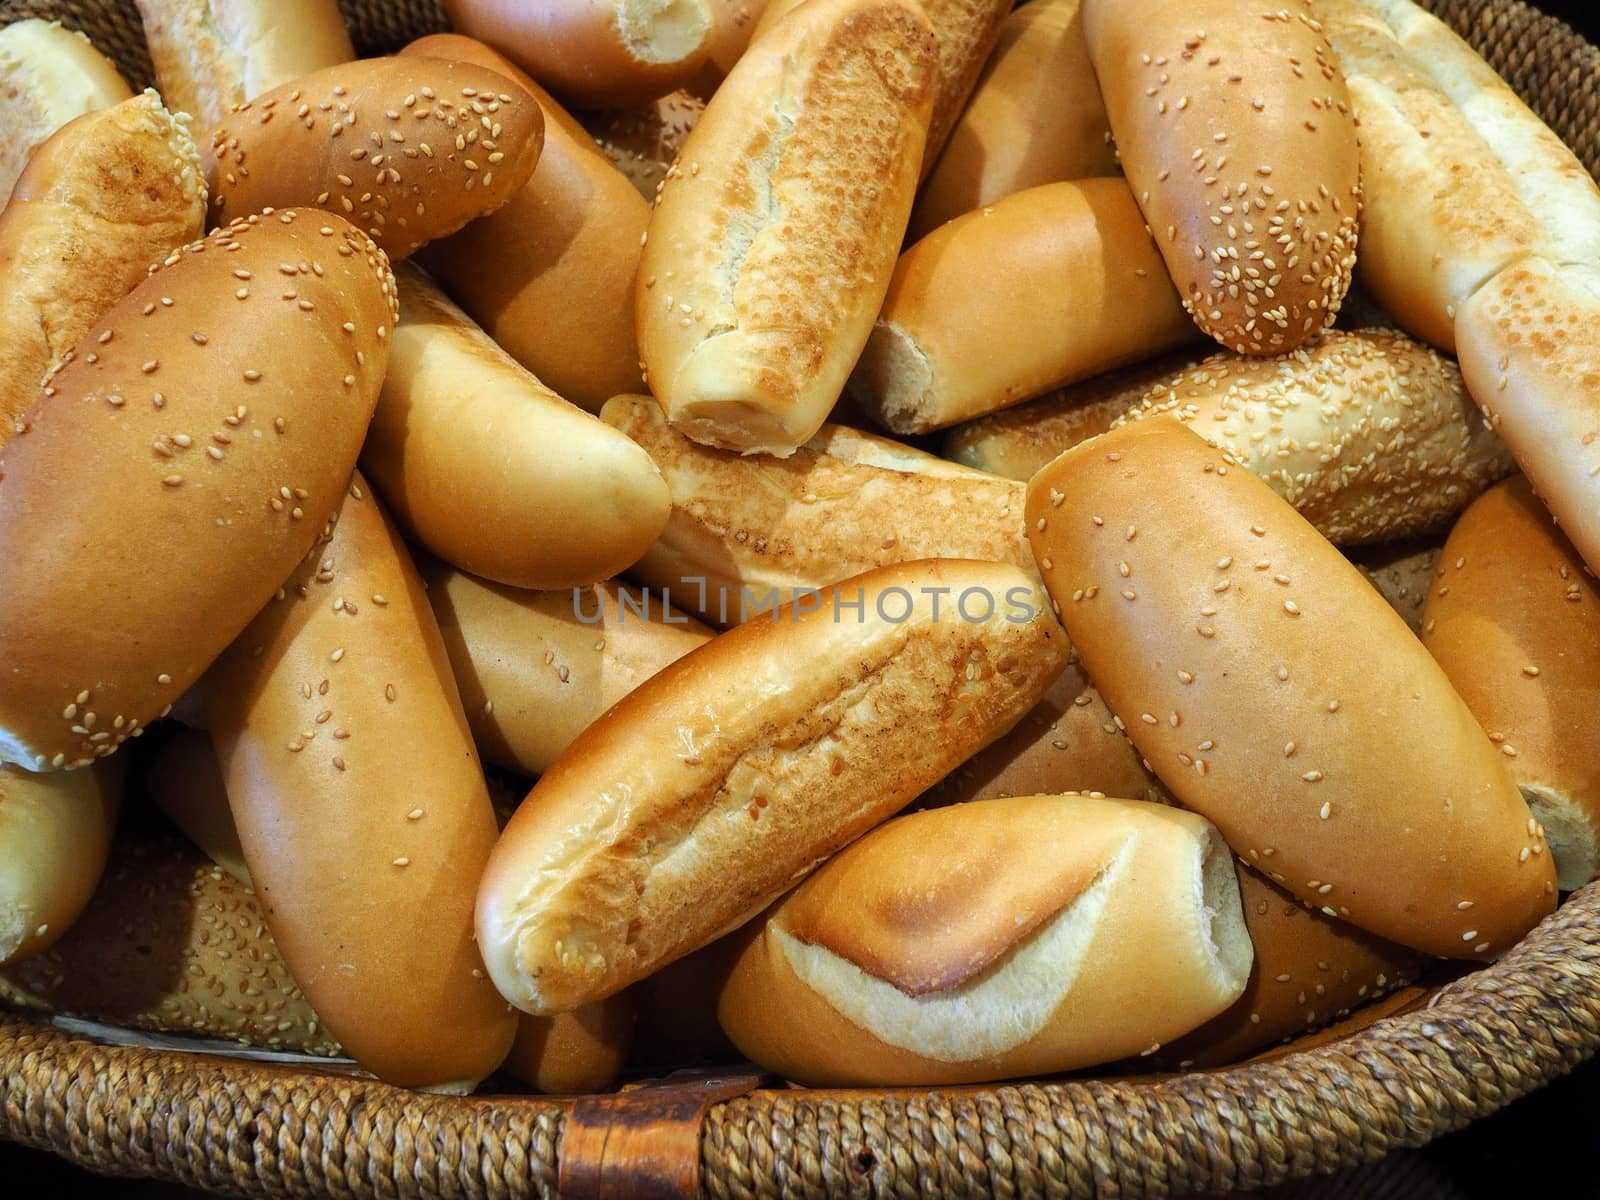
xmin=702 ymin=0 xmax=772 ymax=78
xmin=134 ymin=0 xmax=353 ymax=134
xmin=403 ymin=34 xmax=648 ymax=412
xmin=0 ymin=91 xmax=206 ymax=444
xmin=637 ymin=0 xmax=938 ymax=457
xmin=0 ymin=209 xmax=394 ymax=774
xmin=1082 ymin=0 xmax=1361 ymax=355
xmin=1115 ymin=329 xmax=1515 ymax=544
xmin=582 ymin=89 xmax=703 ymax=201
xmin=1421 ymin=477 xmax=1600 ymax=891
xmin=147 ymin=728 xmax=251 ymax=885
xmin=206 ymin=57 xmax=545 ymax=262
xmin=1348 ymin=539 xmax=1440 ymax=636
xmin=910 ymin=0 xmax=1119 ymax=241
xmin=846 ymin=180 xmax=1200 ymax=435
xmin=0 ymin=19 xmax=131 ymax=202
xmin=603 ymin=394 xmax=1034 ymax=624
xmin=0 ymin=832 xmax=341 ymax=1057
xmin=1024 ymin=419 xmax=1556 ymax=959
xmin=0 ymin=764 xmax=121 ymax=965
xmin=503 ymin=993 xmax=635 ymax=1093
xmin=477 ymin=560 xmax=1070 ymax=1014
xmin=363 ymin=265 xmax=670 ymax=589
xmin=443 ymin=0 xmax=715 ymax=108
xmin=718 ymin=794 xmax=1252 ymax=1086
xmin=422 ymin=561 xmax=712 ymax=776
xmin=205 ymin=475 xmax=516 ymax=1089
xmin=630 ymin=942 xmax=739 ymax=1065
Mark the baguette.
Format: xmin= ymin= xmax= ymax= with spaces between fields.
xmin=1082 ymin=0 xmax=1361 ymax=355
xmin=0 ymin=209 xmax=394 ymax=774
xmin=846 ymin=180 xmax=1200 ymax=435
xmin=1348 ymin=539 xmax=1440 ymax=636
xmin=582 ymin=89 xmax=703 ymax=201
xmin=637 ymin=0 xmax=938 ymax=457
xmin=1024 ymin=419 xmax=1556 ymax=959
xmin=363 ymin=265 xmax=670 ymax=589
xmin=205 ymin=475 xmax=517 ymax=1089
xmin=717 ymin=794 xmax=1252 ymax=1085
xmin=476 ymin=560 xmax=1070 ymax=1014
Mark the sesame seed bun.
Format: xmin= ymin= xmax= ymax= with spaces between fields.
xmin=1082 ymin=0 xmax=1361 ymax=355
xmin=581 ymin=88 xmax=704 ymax=201
xmin=1024 ymin=419 xmax=1556 ymax=960
xmin=1348 ymin=538 xmax=1440 ymax=637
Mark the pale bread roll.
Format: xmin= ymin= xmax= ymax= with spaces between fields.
xmin=717 ymin=794 xmax=1252 ymax=1085
xmin=1348 ymin=539 xmax=1440 ymax=636
xmin=1024 ymin=419 xmax=1556 ymax=959
xmin=581 ymin=89 xmax=704 ymax=201
xmin=476 ymin=560 xmax=1070 ymax=1015
xmin=503 ymin=993 xmax=635 ymax=1094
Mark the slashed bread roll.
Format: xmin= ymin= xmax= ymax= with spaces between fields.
xmin=717 ymin=794 xmax=1252 ymax=1085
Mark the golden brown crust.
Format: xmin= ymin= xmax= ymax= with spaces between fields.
xmin=206 ymin=57 xmax=545 ymax=262
xmin=1024 ymin=419 xmax=1556 ymax=959
xmin=503 ymin=994 xmax=635 ymax=1094
xmin=1347 ymin=538 xmax=1440 ymax=636
xmin=1083 ymin=0 xmax=1361 ymax=355
xmin=581 ymin=89 xmax=704 ymax=201
xmin=0 ymin=209 xmax=394 ymax=775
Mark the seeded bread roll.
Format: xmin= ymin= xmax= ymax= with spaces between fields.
xmin=364 ymin=265 xmax=670 ymax=589
xmin=1024 ymin=419 xmax=1556 ymax=959
xmin=637 ymin=0 xmax=938 ymax=457
xmin=0 ymin=209 xmax=394 ymax=774
xmin=206 ymin=57 xmax=545 ymax=262
xmin=1082 ymin=0 xmax=1361 ymax=355
xmin=1348 ymin=539 xmax=1440 ymax=636
xmin=1421 ymin=477 xmax=1600 ymax=891
xmin=422 ymin=560 xmax=713 ymax=776
xmin=718 ymin=794 xmax=1252 ymax=1086
xmin=701 ymin=0 xmax=772 ymax=78
xmin=1115 ymin=329 xmax=1515 ymax=544
xmin=0 ymin=19 xmax=131 ymax=202
xmin=0 ymin=91 xmax=206 ymax=445
xmin=147 ymin=728 xmax=251 ymax=885
xmin=403 ymin=35 xmax=648 ymax=412
xmin=581 ymin=89 xmax=703 ymax=201
xmin=134 ymin=0 xmax=354 ymax=134
xmin=603 ymin=394 xmax=1034 ymax=624
xmin=847 ymin=180 xmax=1200 ymax=435
xmin=205 ymin=475 xmax=516 ymax=1089
xmin=503 ymin=993 xmax=635 ymax=1094
xmin=910 ymin=0 xmax=1119 ymax=241
xmin=477 ymin=560 xmax=1070 ymax=1015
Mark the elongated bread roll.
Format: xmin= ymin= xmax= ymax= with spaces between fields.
xmin=637 ymin=0 xmax=938 ymax=457
xmin=1082 ymin=0 xmax=1361 ymax=355
xmin=910 ymin=0 xmax=1118 ymax=241
xmin=1116 ymin=329 xmax=1515 ymax=544
xmin=503 ymin=993 xmax=635 ymax=1094
xmin=847 ymin=180 xmax=1200 ymax=435
xmin=1421 ymin=477 xmax=1600 ymax=891
xmin=718 ymin=794 xmax=1252 ymax=1085
xmin=404 ymin=34 xmax=648 ymax=412
xmin=1348 ymin=538 xmax=1440 ymax=636
xmin=1024 ymin=419 xmax=1556 ymax=959
xmin=0 ymin=209 xmax=394 ymax=774
xmin=0 ymin=19 xmax=131 ymax=202
xmin=582 ymin=89 xmax=703 ymax=201
xmin=422 ymin=560 xmax=713 ymax=776
xmin=363 ymin=265 xmax=670 ymax=589
xmin=0 ymin=91 xmax=206 ymax=444
xmin=603 ymin=393 xmax=1033 ymax=624
xmin=205 ymin=475 xmax=517 ymax=1089
xmin=147 ymin=727 xmax=251 ymax=885
xmin=206 ymin=58 xmax=545 ymax=262
xmin=477 ymin=560 xmax=1070 ymax=1014
xmin=134 ymin=0 xmax=354 ymax=134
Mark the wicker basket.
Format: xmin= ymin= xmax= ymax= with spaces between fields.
xmin=4 ymin=0 xmax=1600 ymax=1195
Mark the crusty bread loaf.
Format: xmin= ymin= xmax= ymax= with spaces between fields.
xmin=404 ymin=34 xmax=648 ymax=412
xmin=363 ymin=265 xmax=670 ymax=589
xmin=476 ymin=560 xmax=1070 ymax=1015
xmin=1348 ymin=539 xmax=1440 ymax=636
xmin=910 ymin=0 xmax=1119 ymax=241
xmin=1115 ymin=329 xmax=1515 ymax=544
xmin=0 ymin=209 xmax=394 ymax=774
xmin=147 ymin=727 xmax=251 ymax=885
xmin=717 ymin=794 xmax=1252 ymax=1085
xmin=603 ymin=394 xmax=1034 ymax=624
xmin=421 ymin=559 xmax=713 ymax=776
xmin=0 ymin=91 xmax=206 ymax=445
xmin=1421 ymin=476 xmax=1600 ymax=891
xmin=0 ymin=19 xmax=131 ymax=202
xmin=503 ymin=993 xmax=635 ymax=1094
xmin=581 ymin=89 xmax=703 ymax=201
xmin=637 ymin=0 xmax=938 ymax=456
xmin=847 ymin=180 xmax=1200 ymax=435
xmin=134 ymin=0 xmax=353 ymax=134
xmin=205 ymin=475 xmax=516 ymax=1089
xmin=1082 ymin=0 xmax=1361 ymax=355
xmin=1024 ymin=419 xmax=1556 ymax=959
xmin=206 ymin=57 xmax=545 ymax=262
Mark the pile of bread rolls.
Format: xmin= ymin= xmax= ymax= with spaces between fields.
xmin=0 ymin=0 xmax=1595 ymax=1096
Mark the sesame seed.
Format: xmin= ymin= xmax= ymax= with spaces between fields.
xmin=330 ymin=648 xmax=345 ymax=663
xmin=1302 ymin=770 xmax=1324 ymax=782
xmin=1319 ymin=802 xmax=1331 ymax=820
xmin=392 ymin=857 xmax=410 ymax=868
xmin=162 ymin=474 xmax=184 ymax=487
xmin=1283 ymin=600 xmax=1301 ymax=615
xmin=1522 ymin=665 xmax=1541 ymax=677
